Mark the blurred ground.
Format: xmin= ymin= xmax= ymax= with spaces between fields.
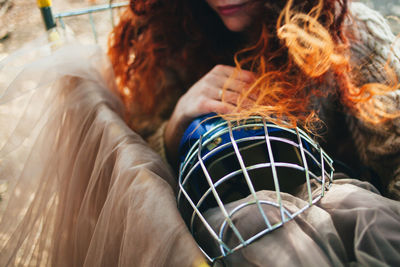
xmin=0 ymin=0 xmax=126 ymax=60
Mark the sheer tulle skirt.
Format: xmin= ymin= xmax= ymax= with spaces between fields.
xmin=0 ymin=39 xmax=205 ymax=266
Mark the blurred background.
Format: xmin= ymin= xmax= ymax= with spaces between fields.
xmin=0 ymin=0 xmax=127 ymax=60
xmin=0 ymin=0 xmax=399 ymax=60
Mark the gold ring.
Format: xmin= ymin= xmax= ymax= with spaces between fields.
xmin=218 ymin=89 xmax=223 ymax=99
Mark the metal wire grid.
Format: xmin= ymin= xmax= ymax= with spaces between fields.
xmin=177 ymin=117 xmax=334 ymax=262
xmin=53 ymin=1 xmax=128 ymax=43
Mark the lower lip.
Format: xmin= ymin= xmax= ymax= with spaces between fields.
xmin=218 ymin=3 xmax=248 ymax=16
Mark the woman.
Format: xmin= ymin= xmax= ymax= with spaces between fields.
xmin=107 ymin=0 xmax=400 ymax=264
xmin=0 ymin=0 xmax=399 ymax=266
xmin=109 ymin=0 xmax=400 ymax=199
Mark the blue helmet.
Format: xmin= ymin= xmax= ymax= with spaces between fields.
xmin=177 ymin=114 xmax=334 ymax=262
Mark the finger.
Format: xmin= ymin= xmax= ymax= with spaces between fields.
xmin=197 ymin=82 xmax=223 ymax=100
xmin=211 ymin=65 xmax=235 ymax=77
xmin=230 ymin=69 xmax=256 ymax=83
xmin=198 ymin=79 xmax=243 ymax=101
xmin=204 ymin=72 xmax=227 ymax=89
xmin=201 ymin=99 xmax=235 ymax=115
xmin=223 ymin=79 xmax=251 ymax=93
xmin=222 ymin=90 xmax=256 ymax=107
xmin=223 ymin=80 xmax=258 ymax=101
xmin=212 ymin=65 xmax=255 ymax=83
xmin=209 ymin=86 xmax=247 ymax=102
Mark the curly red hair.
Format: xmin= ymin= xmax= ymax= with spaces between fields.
xmin=108 ymin=0 xmax=399 ymax=133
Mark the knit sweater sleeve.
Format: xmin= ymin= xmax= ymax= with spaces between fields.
xmin=347 ymin=2 xmax=400 ymax=199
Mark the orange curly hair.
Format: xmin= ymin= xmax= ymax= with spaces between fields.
xmin=108 ymin=0 xmax=399 ymax=133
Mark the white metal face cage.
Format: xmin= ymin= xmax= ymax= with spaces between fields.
xmin=177 ymin=116 xmax=334 ymax=262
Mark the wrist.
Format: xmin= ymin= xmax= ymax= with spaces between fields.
xmin=164 ymin=117 xmax=183 ymax=167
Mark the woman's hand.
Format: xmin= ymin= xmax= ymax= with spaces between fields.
xmin=164 ymin=64 xmax=255 ymax=165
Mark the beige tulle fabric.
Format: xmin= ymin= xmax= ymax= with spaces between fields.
xmin=0 ymin=38 xmax=205 ymax=266
xmin=1 ymin=37 xmax=400 ymax=267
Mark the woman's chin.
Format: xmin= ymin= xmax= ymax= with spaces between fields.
xmin=222 ymin=19 xmax=251 ymax=32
